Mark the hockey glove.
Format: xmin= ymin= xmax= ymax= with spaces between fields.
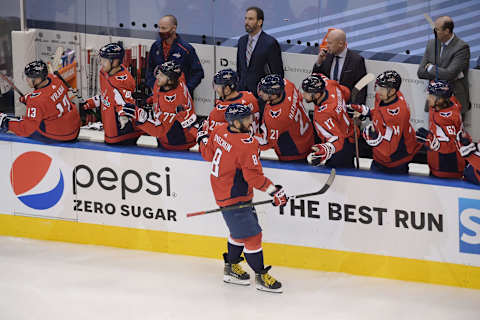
xmin=121 ymin=103 xmax=136 ymax=119
xmin=416 ymin=127 xmax=440 ymax=151
xmin=267 ymin=184 xmax=288 ymax=207
xmin=456 ymin=130 xmax=479 ymax=157
xmin=363 ymin=123 xmax=383 ymax=147
xmin=196 ymin=127 xmax=209 ymax=145
xmin=307 ymin=142 xmax=335 ymax=166
xmin=0 ymin=113 xmax=10 ymax=132
xmin=346 ymin=104 xmax=370 ymax=120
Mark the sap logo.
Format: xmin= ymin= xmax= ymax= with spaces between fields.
xmin=459 ymin=198 xmax=480 ymax=255
xmin=10 ymin=151 xmax=64 ymax=210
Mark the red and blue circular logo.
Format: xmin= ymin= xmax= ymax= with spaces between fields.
xmin=10 ymin=151 xmax=64 ymax=210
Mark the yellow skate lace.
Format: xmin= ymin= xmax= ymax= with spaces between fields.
xmin=262 ymin=273 xmax=277 ymax=287
xmin=232 ymin=263 xmax=246 ymax=275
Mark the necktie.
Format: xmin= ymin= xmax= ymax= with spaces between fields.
xmin=333 ymin=56 xmax=340 ymax=81
xmin=246 ymin=37 xmax=254 ymax=66
xmin=440 ymin=43 xmax=447 ymax=58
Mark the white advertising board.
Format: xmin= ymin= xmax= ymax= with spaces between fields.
xmin=1 ymin=138 xmax=479 ymax=268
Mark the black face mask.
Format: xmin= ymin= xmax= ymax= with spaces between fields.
xmin=159 ymin=30 xmax=172 ymax=40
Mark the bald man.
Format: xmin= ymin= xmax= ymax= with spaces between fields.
xmin=146 ymin=14 xmax=204 ymax=96
xmin=417 ymin=16 xmax=470 ymax=116
xmin=312 ymin=29 xmax=367 ymax=104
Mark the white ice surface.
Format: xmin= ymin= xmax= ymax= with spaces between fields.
xmin=1 ymin=236 xmax=479 ymax=320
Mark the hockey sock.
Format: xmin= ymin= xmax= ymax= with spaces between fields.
xmin=227 ymin=240 xmax=244 ymax=263
xmin=244 ymin=250 xmax=264 ymax=274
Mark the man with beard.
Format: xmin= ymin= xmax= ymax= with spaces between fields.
xmin=197 ymin=103 xmax=287 ymax=293
xmin=236 ymin=6 xmax=284 ymax=116
xmin=146 ymin=14 xmax=204 ymax=96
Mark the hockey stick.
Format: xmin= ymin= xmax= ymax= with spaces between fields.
xmin=423 ymin=13 xmax=439 ymax=81
xmin=350 ymin=73 xmax=375 ymax=169
xmin=351 ymin=73 xmax=375 ymax=104
xmin=54 ymin=70 xmax=84 ymax=102
xmin=0 ymin=72 xmax=24 ymax=96
xmin=187 ymin=168 xmax=336 ymax=218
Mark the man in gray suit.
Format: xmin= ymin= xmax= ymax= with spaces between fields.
xmin=417 ymin=16 xmax=470 ymax=116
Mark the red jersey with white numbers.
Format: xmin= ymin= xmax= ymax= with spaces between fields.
xmin=208 ymin=91 xmax=260 ymax=134
xmin=464 ymin=151 xmax=480 ymax=183
xmin=137 ymin=80 xmax=196 ymax=150
xmin=8 ymin=74 xmax=80 ymax=141
xmin=313 ymin=79 xmax=356 ymax=152
xmin=85 ymin=65 xmax=141 ymax=144
xmin=370 ymin=91 xmax=422 ymax=167
xmin=261 ymin=79 xmax=314 ymax=161
xmin=427 ymin=97 xmax=465 ymax=178
xmin=200 ymin=123 xmax=273 ymax=207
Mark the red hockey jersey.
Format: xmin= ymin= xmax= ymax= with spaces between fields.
xmin=427 ymin=97 xmax=465 ymax=178
xmin=137 ymin=80 xmax=196 ymax=150
xmin=200 ymin=123 xmax=273 ymax=207
xmin=369 ymin=91 xmax=422 ymax=168
xmin=208 ymin=91 xmax=260 ymax=134
xmin=261 ymin=79 xmax=314 ymax=161
xmin=313 ymin=79 xmax=355 ymax=152
xmin=464 ymin=151 xmax=480 ymax=183
xmin=85 ymin=65 xmax=141 ymax=144
xmin=9 ymin=74 xmax=80 ymax=141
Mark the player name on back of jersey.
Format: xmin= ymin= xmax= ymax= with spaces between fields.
xmin=50 ymin=84 xmax=65 ymax=102
xmin=214 ymin=134 xmax=232 ymax=152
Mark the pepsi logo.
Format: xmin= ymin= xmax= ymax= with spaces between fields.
xmin=10 ymin=151 xmax=64 ymax=210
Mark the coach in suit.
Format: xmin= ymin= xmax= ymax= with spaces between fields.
xmin=417 ymin=16 xmax=470 ymax=115
xmin=237 ymin=7 xmax=284 ymax=96
xmin=312 ymin=29 xmax=367 ymax=104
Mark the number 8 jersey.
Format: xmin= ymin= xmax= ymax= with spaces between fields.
xmin=8 ymin=74 xmax=80 ymax=141
xmin=261 ymin=79 xmax=314 ymax=161
xmin=200 ymin=123 xmax=273 ymax=207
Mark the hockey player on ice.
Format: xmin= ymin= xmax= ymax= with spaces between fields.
xmin=416 ymin=80 xmax=465 ymax=179
xmin=81 ymin=43 xmax=141 ymax=145
xmin=207 ymin=68 xmax=260 ymax=135
xmin=0 ymin=60 xmax=80 ymax=142
xmin=301 ymin=73 xmax=356 ymax=168
xmin=197 ymin=103 xmax=287 ymax=293
xmin=348 ymin=70 xmax=422 ymax=174
xmin=257 ymin=74 xmax=314 ymax=162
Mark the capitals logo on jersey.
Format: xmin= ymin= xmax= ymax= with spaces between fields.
xmin=387 ymin=107 xmax=400 ymax=116
xmin=440 ymin=111 xmax=452 ymax=118
xmin=116 ymin=75 xmax=128 ymax=81
xmin=270 ymin=109 xmax=281 ymax=118
xmin=165 ymin=94 xmax=177 ymax=103
xmin=10 ymin=151 xmax=64 ymax=210
xmin=216 ymin=103 xmax=228 ymax=110
xmin=242 ymin=136 xmax=254 ymax=144
xmin=317 ymin=105 xmax=328 ymax=113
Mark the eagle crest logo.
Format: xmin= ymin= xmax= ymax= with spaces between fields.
xmin=387 ymin=107 xmax=400 ymax=116
xmin=164 ymin=94 xmax=177 ymax=103
xmin=270 ymin=109 xmax=281 ymax=118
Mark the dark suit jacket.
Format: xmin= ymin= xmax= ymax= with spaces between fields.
xmin=237 ymin=31 xmax=284 ymax=94
xmin=417 ymin=35 xmax=470 ymax=113
xmin=312 ymin=49 xmax=367 ymax=104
